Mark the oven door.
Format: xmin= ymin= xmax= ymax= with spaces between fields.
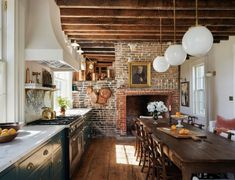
xmin=69 ymin=129 xmax=84 ymax=178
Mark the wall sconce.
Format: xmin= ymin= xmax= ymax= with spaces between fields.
xmin=206 ymin=71 xmax=216 ymax=77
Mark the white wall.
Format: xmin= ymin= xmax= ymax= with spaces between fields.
xmin=180 ymin=37 xmax=235 ymax=124
xmin=207 ymin=37 xmax=235 ymax=119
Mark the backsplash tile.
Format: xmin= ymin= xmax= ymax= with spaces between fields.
xmin=25 ymin=90 xmax=52 ymax=123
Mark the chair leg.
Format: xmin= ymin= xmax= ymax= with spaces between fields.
xmin=141 ymin=150 xmax=146 ymax=172
xmin=139 ymin=144 xmax=143 ymax=166
xmin=134 ymin=138 xmax=138 ymax=156
xmin=146 ymin=158 xmax=151 ymax=180
xmin=141 ymin=150 xmax=148 ymax=172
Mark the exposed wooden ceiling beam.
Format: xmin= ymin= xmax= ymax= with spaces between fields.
xmin=56 ymin=0 xmax=235 ymax=10
xmin=83 ymin=51 xmax=115 ymax=55
xmin=63 ymin=25 xmax=235 ymax=32
xmin=61 ymin=18 xmax=235 ymax=26
xmin=83 ymin=48 xmax=115 ymax=51
xmin=60 ymin=8 xmax=235 ymax=19
xmin=85 ymin=53 xmax=115 ymax=57
xmin=67 ymin=32 xmax=235 ymax=36
xmin=70 ymin=34 xmax=228 ymax=41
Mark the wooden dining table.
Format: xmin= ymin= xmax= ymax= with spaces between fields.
xmin=138 ymin=118 xmax=235 ymax=180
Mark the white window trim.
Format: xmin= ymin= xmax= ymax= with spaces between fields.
xmin=53 ymin=72 xmax=72 ymax=111
xmin=192 ymin=63 xmax=205 ymax=117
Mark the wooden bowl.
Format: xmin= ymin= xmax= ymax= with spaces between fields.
xmin=0 ymin=133 xmax=18 ymax=143
xmin=0 ymin=123 xmax=21 ymax=143
xmin=0 ymin=123 xmax=21 ymax=131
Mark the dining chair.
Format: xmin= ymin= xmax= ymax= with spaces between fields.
xmin=132 ymin=119 xmax=142 ymax=160
xmin=139 ymin=124 xmax=150 ymax=172
xmin=188 ymin=116 xmax=205 ymax=129
xmin=149 ymin=135 xmax=182 ymax=180
xmin=213 ymin=128 xmax=235 ymax=140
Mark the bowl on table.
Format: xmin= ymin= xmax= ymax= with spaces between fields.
xmin=0 ymin=123 xmax=21 ymax=143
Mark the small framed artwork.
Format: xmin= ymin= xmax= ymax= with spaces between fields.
xmin=128 ymin=62 xmax=151 ymax=88
xmin=181 ymin=81 xmax=190 ymax=107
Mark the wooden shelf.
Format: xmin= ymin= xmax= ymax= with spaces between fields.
xmin=25 ymin=86 xmax=58 ymax=91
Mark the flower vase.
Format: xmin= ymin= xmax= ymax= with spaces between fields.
xmin=153 ymin=112 xmax=159 ymax=124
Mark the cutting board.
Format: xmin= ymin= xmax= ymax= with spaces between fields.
xmin=157 ymin=127 xmax=207 ymax=139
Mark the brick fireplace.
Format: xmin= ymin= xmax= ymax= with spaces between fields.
xmin=116 ymin=88 xmax=179 ymax=136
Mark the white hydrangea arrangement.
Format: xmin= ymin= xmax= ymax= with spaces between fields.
xmin=147 ymin=101 xmax=168 ymax=115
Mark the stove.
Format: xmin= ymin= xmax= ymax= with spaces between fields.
xmin=28 ymin=115 xmax=81 ymax=125
xmin=27 ymin=114 xmax=84 ymax=179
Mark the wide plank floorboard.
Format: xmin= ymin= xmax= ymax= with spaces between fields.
xmin=72 ymin=137 xmax=146 ymax=180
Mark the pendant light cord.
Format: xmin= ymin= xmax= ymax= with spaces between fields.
xmin=160 ymin=18 xmax=162 ymax=54
xmin=196 ymin=0 xmax=198 ymax=26
xmin=173 ymin=0 xmax=176 ymax=44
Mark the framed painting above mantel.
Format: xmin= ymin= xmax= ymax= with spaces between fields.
xmin=128 ymin=62 xmax=151 ymax=88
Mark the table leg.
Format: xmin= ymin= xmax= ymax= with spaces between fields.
xmin=182 ymin=167 xmax=193 ymax=180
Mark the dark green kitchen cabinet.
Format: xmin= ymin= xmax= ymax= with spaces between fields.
xmin=83 ymin=113 xmax=92 ymax=150
xmin=0 ymin=130 xmax=65 ymax=180
xmin=0 ymin=166 xmax=16 ymax=180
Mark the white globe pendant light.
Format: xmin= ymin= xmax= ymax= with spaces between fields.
xmin=182 ymin=0 xmax=213 ymax=57
xmin=182 ymin=26 xmax=213 ymax=57
xmin=165 ymin=44 xmax=187 ymax=66
xmin=153 ymin=56 xmax=170 ymax=73
xmin=164 ymin=0 xmax=187 ymax=66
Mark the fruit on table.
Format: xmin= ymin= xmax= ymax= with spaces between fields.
xmin=179 ymin=128 xmax=190 ymax=135
xmin=171 ymin=125 xmax=177 ymax=131
xmin=8 ymin=128 xmax=16 ymax=135
xmin=175 ymin=112 xmax=181 ymax=117
xmin=0 ymin=128 xmax=17 ymax=137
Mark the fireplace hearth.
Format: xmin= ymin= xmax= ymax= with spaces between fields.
xmin=116 ymin=89 xmax=179 ymax=136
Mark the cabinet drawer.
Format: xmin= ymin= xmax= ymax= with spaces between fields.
xmin=19 ymin=144 xmax=52 ymax=178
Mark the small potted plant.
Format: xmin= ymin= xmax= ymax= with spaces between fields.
xmin=57 ymin=96 xmax=70 ymax=116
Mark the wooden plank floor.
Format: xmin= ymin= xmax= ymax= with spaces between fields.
xmin=72 ymin=137 xmax=146 ymax=180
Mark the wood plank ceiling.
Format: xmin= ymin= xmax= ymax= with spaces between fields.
xmin=55 ymin=0 xmax=235 ymax=63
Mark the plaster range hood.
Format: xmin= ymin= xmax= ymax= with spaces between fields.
xmin=25 ymin=0 xmax=80 ymax=71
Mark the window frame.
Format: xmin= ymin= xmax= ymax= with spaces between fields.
xmin=53 ymin=72 xmax=72 ymax=111
xmin=193 ymin=63 xmax=205 ymax=117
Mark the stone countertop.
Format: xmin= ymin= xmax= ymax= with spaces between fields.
xmin=0 ymin=125 xmax=65 ymax=173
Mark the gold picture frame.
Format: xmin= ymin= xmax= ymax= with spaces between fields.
xmin=128 ymin=62 xmax=151 ymax=88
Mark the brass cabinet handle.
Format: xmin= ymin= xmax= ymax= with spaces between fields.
xmin=27 ymin=162 xmax=34 ymax=170
xmin=43 ymin=149 xmax=49 ymax=156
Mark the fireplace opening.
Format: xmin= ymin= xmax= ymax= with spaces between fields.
xmin=126 ymin=95 xmax=169 ymax=136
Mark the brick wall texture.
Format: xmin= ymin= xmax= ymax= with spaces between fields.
xmin=73 ymin=42 xmax=180 ymax=136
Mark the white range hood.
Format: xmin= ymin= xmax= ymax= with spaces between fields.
xmin=25 ymin=0 xmax=80 ymax=71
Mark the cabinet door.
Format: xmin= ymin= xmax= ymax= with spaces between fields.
xmin=52 ymin=148 xmax=64 ymax=180
xmin=0 ymin=167 xmax=16 ymax=180
xmin=37 ymin=160 xmax=51 ymax=180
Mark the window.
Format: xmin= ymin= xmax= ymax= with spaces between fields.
xmin=54 ymin=72 xmax=72 ymax=111
xmin=0 ymin=61 xmax=6 ymax=122
xmin=193 ymin=63 xmax=205 ymax=116
xmin=0 ymin=2 xmax=5 ymax=122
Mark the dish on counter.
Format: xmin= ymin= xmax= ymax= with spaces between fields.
xmin=0 ymin=123 xmax=21 ymax=143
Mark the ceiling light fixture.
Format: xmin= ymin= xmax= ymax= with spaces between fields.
xmin=71 ymin=40 xmax=80 ymax=47
xmin=153 ymin=18 xmax=170 ymax=73
xmin=77 ymin=47 xmax=84 ymax=55
xmin=164 ymin=0 xmax=187 ymax=66
xmin=182 ymin=0 xmax=213 ymax=57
